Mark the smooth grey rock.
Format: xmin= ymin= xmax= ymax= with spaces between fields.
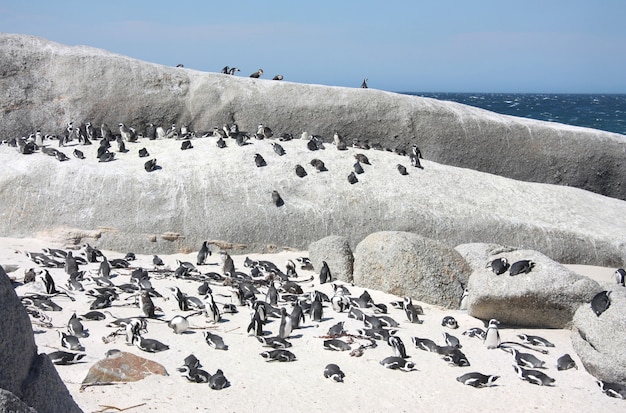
xmin=309 ymin=236 xmax=354 ymax=282
xmin=572 ymin=287 xmax=626 ymax=387
xmin=352 ymin=231 xmax=471 ymax=308
xmin=0 ymin=265 xmax=83 ymax=413
xmin=465 ymin=248 xmax=603 ymax=328
xmin=1 ymin=33 xmax=626 ymax=202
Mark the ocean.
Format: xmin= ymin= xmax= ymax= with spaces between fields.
xmin=400 ymin=92 xmax=626 ymax=136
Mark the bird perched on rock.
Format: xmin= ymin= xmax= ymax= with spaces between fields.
xmin=250 ymin=69 xmax=263 ymax=78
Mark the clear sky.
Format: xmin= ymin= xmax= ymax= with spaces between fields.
xmin=1 ymin=0 xmax=625 ymax=93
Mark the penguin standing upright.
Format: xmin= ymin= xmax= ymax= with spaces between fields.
xmin=388 ymin=335 xmax=408 ymax=358
xmin=310 ymin=296 xmax=323 ymax=322
xmin=403 ymin=297 xmax=422 ymax=324
xmin=319 ymin=261 xmax=331 ymax=284
xmin=197 ymin=241 xmax=211 ymax=265
xmin=278 ymin=307 xmax=293 ymax=339
xmin=484 ymin=319 xmax=501 ymax=349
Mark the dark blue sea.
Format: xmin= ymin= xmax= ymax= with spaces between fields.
xmin=399 ymin=92 xmax=626 ymax=136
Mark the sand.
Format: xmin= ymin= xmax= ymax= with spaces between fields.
xmin=1 ymin=236 xmax=624 ymax=413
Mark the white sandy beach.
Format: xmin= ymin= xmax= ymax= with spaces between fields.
xmin=1 ymin=236 xmax=623 ymax=413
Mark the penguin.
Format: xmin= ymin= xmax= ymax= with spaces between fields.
xmin=145 ymin=158 xmax=158 ymax=172
xmin=132 ymin=333 xmax=170 ymax=353
xmin=327 ymin=321 xmax=346 ymax=337
xmin=331 ymin=294 xmax=350 ymax=313
xmin=247 ymin=306 xmax=265 ymax=336
xmin=403 ymin=297 xmax=423 ymax=324
xmin=324 ymin=363 xmax=345 ymax=382
xmin=513 ymin=365 xmax=555 ymax=386
xmin=591 ymin=290 xmax=611 ymax=316
xmin=67 ymin=313 xmax=89 ymax=338
xmin=380 ymin=356 xmax=415 ymax=372
xmin=168 ymin=315 xmax=191 ymax=334
xmin=208 ymin=369 xmax=230 ymax=390
xmin=64 ymin=251 xmax=78 ymax=275
xmin=484 ymin=319 xmax=501 ymax=349
xmin=462 ymin=327 xmax=486 ymax=340
xmin=48 ymin=350 xmax=86 ymax=365
xmin=73 ymin=149 xmax=85 ymax=159
xmin=310 ymin=298 xmax=323 ymax=322
xmin=508 ymin=348 xmax=545 ymax=369
xmin=441 ymin=316 xmax=459 ymax=329
xmin=353 ymin=161 xmax=364 ymax=174
xmin=41 ymin=269 xmax=59 ymax=294
xmin=60 ymin=332 xmax=84 ymax=351
xmin=197 ymin=241 xmax=211 ymax=265
xmin=517 ymin=334 xmax=555 ymax=347
xmin=260 ymin=349 xmax=296 ymax=362
xmin=410 ymin=153 xmax=423 ymax=169
xmin=509 ymin=260 xmax=535 ymax=276
xmin=177 ymin=365 xmax=211 ymax=383
xmin=615 ymin=268 xmax=626 ymax=286
xmin=347 ymin=171 xmax=359 ymax=184
xmin=145 ymin=123 xmax=156 ymax=140
xmin=271 ymin=142 xmax=285 ymax=156
xmin=489 ymin=257 xmax=510 ymax=275
xmin=289 ymin=302 xmax=305 ymax=329
xmin=361 ymin=78 xmax=368 ymax=88
xmin=139 ymin=291 xmax=156 ymax=318
xmin=229 ymin=67 xmax=240 ymax=75
xmin=55 ymin=151 xmax=69 ymax=161
xmin=203 ymin=293 xmax=221 ymax=323
xmin=319 ymin=261 xmax=331 ymax=284
xmin=216 ymin=136 xmax=227 ymax=148
xmin=443 ymin=332 xmax=461 ymax=349
xmin=456 ymin=372 xmax=499 ymax=388
xmin=397 ymin=164 xmax=408 ymax=175
xmin=203 ymin=331 xmax=228 ymax=350
xmin=256 ymin=336 xmax=292 ymax=349
xmin=597 ymin=380 xmax=626 ymax=399
xmin=254 ymin=153 xmax=267 ymax=167
xmin=250 ymin=69 xmax=263 ymax=78
xmin=295 ymin=164 xmax=307 ymax=178
xmin=79 ymin=310 xmax=106 ymax=321
xmin=323 ymin=339 xmax=351 ymax=351
xmin=354 ymin=153 xmax=370 ymax=165
xmin=271 ymin=190 xmax=284 ymax=207
xmin=181 ymin=140 xmax=193 ymax=150
xmin=310 ymin=158 xmax=327 ymax=172
xmin=442 ymin=349 xmax=470 ymax=367
xmin=459 ymin=288 xmax=469 ymax=310
xmin=278 ymin=307 xmax=293 ymax=338
xmin=388 ymin=335 xmax=408 ymax=358
xmin=99 ymin=257 xmax=111 ymax=279
xmin=138 ymin=148 xmax=149 ymax=157
xmin=556 ymin=354 xmax=577 ymax=371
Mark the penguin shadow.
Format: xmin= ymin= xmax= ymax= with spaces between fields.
xmin=146 ymin=165 xmax=162 ymax=172
xmin=286 ymin=333 xmax=304 ymax=339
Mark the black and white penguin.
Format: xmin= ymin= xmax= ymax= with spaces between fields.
xmin=144 ymin=158 xmax=158 ymax=172
xmin=48 ymin=350 xmax=86 ymax=365
xmin=462 ymin=327 xmax=486 ymax=340
xmin=247 ymin=306 xmax=265 ymax=336
xmin=347 ymin=171 xmax=359 ymax=184
xmin=139 ymin=291 xmax=156 ymax=318
xmin=403 ymin=297 xmax=423 ymax=324
xmin=442 ymin=349 xmax=470 ymax=367
xmin=271 ymin=190 xmax=284 ymax=207
xmin=441 ymin=316 xmax=459 ymax=329
xmin=509 ymin=260 xmax=535 ymax=276
xmin=229 ymin=67 xmax=240 ymax=75
xmin=323 ymin=339 xmax=351 ymax=351
xmin=295 ymin=164 xmax=307 ymax=178
xmin=597 ymin=380 xmax=626 ymax=399
xmin=278 ymin=307 xmax=293 ymax=339
xmin=353 ymin=161 xmax=365 ymax=174
xmin=556 ymin=354 xmax=577 ymax=371
xmin=410 ymin=153 xmax=423 ymax=169
xmin=250 ymin=69 xmax=264 ymax=78
xmin=508 ymin=348 xmax=545 ymax=369
xmin=310 ymin=298 xmax=323 ymax=322
xmin=388 ymin=335 xmax=408 ymax=358
xmin=260 ymin=349 xmax=296 ymax=362
xmin=177 ymin=365 xmax=211 ymax=383
xmin=67 ymin=313 xmax=89 ymax=338
xmin=380 ymin=356 xmax=415 ymax=372
xmin=60 ymin=332 xmax=84 ymax=351
xmin=181 ymin=140 xmax=193 ymax=150
xmin=168 ymin=315 xmax=191 ymax=334
xmin=327 ymin=321 xmax=346 ymax=337
xmin=324 ymin=363 xmax=345 ymax=382
xmin=132 ymin=332 xmax=169 ymax=353
xmin=484 ymin=319 xmax=501 ymax=349
xmin=615 ymin=268 xmax=626 ymax=286
xmin=361 ymin=78 xmax=368 ymax=88
xmin=289 ymin=302 xmax=306 ymax=329
xmin=319 ymin=261 xmax=331 ymax=284
xmin=73 ymin=149 xmax=85 ymax=159
xmin=203 ymin=331 xmax=228 ymax=350
xmin=79 ymin=310 xmax=106 ymax=321
xmin=443 ymin=332 xmax=462 ymax=349
xmin=256 ymin=336 xmax=292 ymax=349
xmin=254 ymin=153 xmax=267 ymax=167
xmin=271 ymin=142 xmax=285 ymax=156
xmin=138 ymin=147 xmax=149 ymax=157
xmin=591 ymin=290 xmax=611 ymax=316
xmin=456 ymin=372 xmax=499 ymax=388
xmin=310 ymin=158 xmax=327 ymax=172
xmin=209 ymin=369 xmax=230 ymax=390
xmin=517 ymin=334 xmax=555 ymax=347
xmin=272 ymin=74 xmax=284 ymax=80
xmin=489 ymin=258 xmax=510 ymax=275
xmin=513 ymin=365 xmax=555 ymax=386
xmin=397 ymin=164 xmax=408 ymax=175
xmin=197 ymin=241 xmax=211 ymax=265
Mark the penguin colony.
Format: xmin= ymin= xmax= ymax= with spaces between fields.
xmin=12 ymin=243 xmax=626 ymax=407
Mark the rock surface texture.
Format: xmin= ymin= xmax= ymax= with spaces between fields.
xmin=2 ymin=33 xmax=626 ymax=201
xmin=0 ymin=265 xmax=82 ymax=413
xmin=308 ymin=236 xmax=354 ymax=283
xmin=572 ymin=286 xmax=626 ymax=387
xmin=464 ymin=248 xmax=603 ymax=328
xmin=352 ymin=231 xmax=471 ymax=308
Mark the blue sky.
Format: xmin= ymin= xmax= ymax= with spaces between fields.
xmin=1 ymin=0 xmax=624 ymax=93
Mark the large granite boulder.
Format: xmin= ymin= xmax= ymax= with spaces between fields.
xmin=308 ymin=236 xmax=354 ymax=283
xmin=1 ymin=33 xmax=626 ymax=202
xmin=82 ymin=351 xmax=168 ymax=386
xmin=0 ymin=265 xmax=82 ymax=413
xmin=572 ymin=287 xmax=626 ymax=387
xmin=352 ymin=231 xmax=471 ymax=308
xmin=464 ymin=247 xmax=603 ymax=328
